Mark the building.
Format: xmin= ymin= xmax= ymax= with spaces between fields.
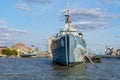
xmin=10 ymin=42 xmax=32 ymax=57
xmin=116 ymin=49 xmax=120 ymax=55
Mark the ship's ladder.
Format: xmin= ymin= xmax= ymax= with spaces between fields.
xmin=74 ymin=36 xmax=97 ymax=68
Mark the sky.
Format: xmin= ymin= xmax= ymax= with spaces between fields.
xmin=0 ymin=0 xmax=120 ymax=54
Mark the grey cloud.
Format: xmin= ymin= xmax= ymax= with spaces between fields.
xmin=0 ymin=20 xmax=5 ymax=24
xmin=63 ymin=8 xmax=113 ymax=32
xmin=102 ymin=0 xmax=120 ymax=6
xmin=73 ymin=21 xmax=108 ymax=31
xmin=23 ymin=0 xmax=53 ymax=4
xmin=70 ymin=8 xmax=112 ymax=21
xmin=0 ymin=25 xmax=29 ymax=34
xmin=16 ymin=4 xmax=31 ymax=10
xmin=115 ymin=34 xmax=120 ymax=38
xmin=0 ymin=25 xmax=29 ymax=46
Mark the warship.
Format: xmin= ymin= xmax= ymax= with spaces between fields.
xmin=48 ymin=2 xmax=86 ymax=66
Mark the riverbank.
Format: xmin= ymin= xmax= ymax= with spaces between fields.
xmin=0 ymin=51 xmax=52 ymax=58
xmin=97 ymin=55 xmax=120 ymax=59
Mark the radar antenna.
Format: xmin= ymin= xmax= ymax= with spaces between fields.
xmin=65 ymin=0 xmax=71 ymax=24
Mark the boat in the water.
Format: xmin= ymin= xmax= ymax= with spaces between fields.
xmin=49 ymin=2 xmax=86 ymax=66
xmin=20 ymin=51 xmax=36 ymax=58
xmin=0 ymin=55 xmax=4 ymax=58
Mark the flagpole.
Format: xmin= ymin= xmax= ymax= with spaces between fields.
xmin=67 ymin=0 xmax=69 ymax=8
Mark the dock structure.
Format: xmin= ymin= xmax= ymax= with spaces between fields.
xmin=35 ymin=52 xmax=52 ymax=58
xmin=84 ymin=55 xmax=101 ymax=63
xmin=97 ymin=55 xmax=120 ymax=59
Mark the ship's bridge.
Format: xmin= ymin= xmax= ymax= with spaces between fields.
xmin=60 ymin=23 xmax=78 ymax=36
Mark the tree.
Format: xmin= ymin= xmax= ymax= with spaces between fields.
xmin=1 ymin=48 xmax=18 ymax=56
xmin=11 ymin=50 xmax=18 ymax=55
xmin=2 ymin=48 xmax=11 ymax=56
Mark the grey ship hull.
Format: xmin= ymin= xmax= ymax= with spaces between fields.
xmin=51 ymin=34 xmax=86 ymax=66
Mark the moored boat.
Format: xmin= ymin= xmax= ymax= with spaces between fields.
xmin=20 ymin=51 xmax=36 ymax=58
xmin=49 ymin=2 xmax=86 ymax=66
xmin=0 ymin=55 xmax=4 ymax=58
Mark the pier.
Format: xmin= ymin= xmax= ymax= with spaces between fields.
xmin=97 ymin=55 xmax=120 ymax=59
xmin=85 ymin=55 xmax=102 ymax=63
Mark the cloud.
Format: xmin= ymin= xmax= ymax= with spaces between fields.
xmin=0 ymin=25 xmax=29 ymax=34
xmin=102 ymin=0 xmax=120 ymax=6
xmin=0 ymin=25 xmax=29 ymax=46
xmin=73 ymin=21 xmax=108 ymax=31
xmin=16 ymin=3 xmax=31 ymax=10
xmin=63 ymin=8 xmax=113 ymax=32
xmin=23 ymin=0 xmax=53 ymax=4
xmin=70 ymin=8 xmax=112 ymax=21
xmin=115 ymin=34 xmax=120 ymax=38
xmin=0 ymin=20 xmax=5 ymax=24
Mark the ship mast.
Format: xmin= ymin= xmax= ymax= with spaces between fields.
xmin=65 ymin=9 xmax=71 ymax=23
xmin=65 ymin=0 xmax=71 ymax=28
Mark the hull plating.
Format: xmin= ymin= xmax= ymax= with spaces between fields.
xmin=51 ymin=34 xmax=86 ymax=66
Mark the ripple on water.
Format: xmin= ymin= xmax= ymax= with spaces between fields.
xmin=0 ymin=58 xmax=120 ymax=80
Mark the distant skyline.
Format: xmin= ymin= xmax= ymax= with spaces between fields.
xmin=0 ymin=0 xmax=120 ymax=53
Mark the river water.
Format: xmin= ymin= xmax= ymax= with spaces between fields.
xmin=0 ymin=58 xmax=120 ymax=80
